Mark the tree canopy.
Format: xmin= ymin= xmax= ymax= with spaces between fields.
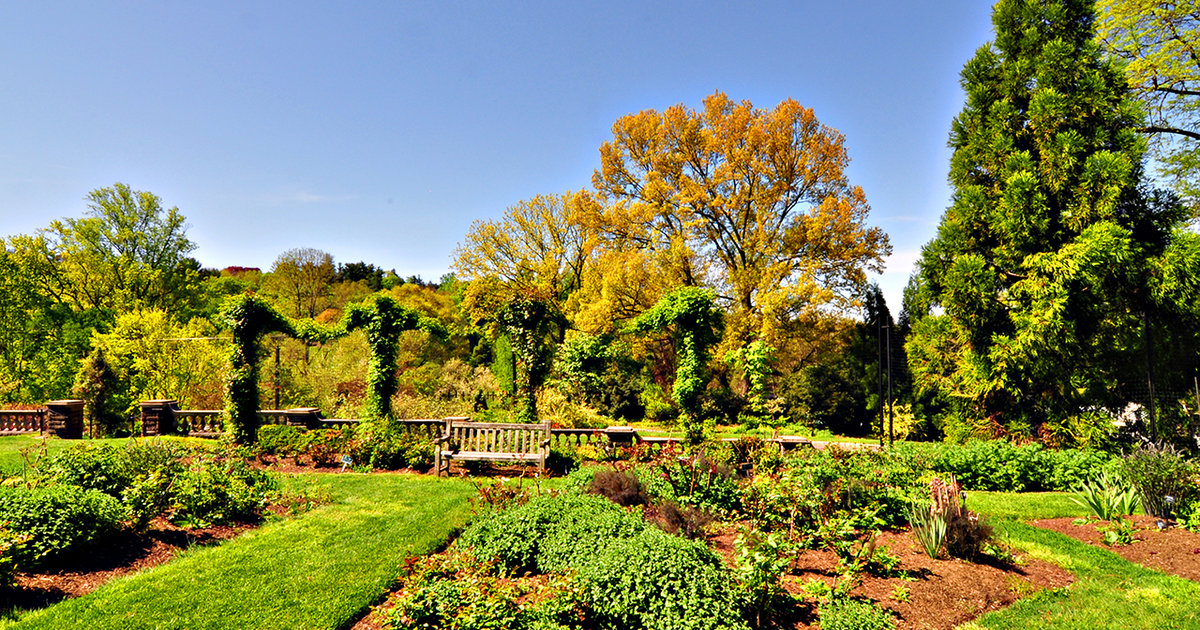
xmin=907 ymin=0 xmax=1191 ymax=439
xmin=268 ymin=247 xmax=336 ymax=319
xmin=32 ymin=183 xmax=199 ymax=316
xmin=591 ymin=91 xmax=890 ymax=347
xmin=1098 ymin=0 xmax=1200 ymax=205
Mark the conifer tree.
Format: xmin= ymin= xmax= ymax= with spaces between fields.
xmin=907 ymin=0 xmax=1187 ymax=438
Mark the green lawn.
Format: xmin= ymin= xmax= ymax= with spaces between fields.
xmin=2 ymin=473 xmax=477 ymax=630
xmin=0 ymin=435 xmax=216 ymax=474
xmin=963 ymin=521 xmax=1200 ymax=630
xmin=963 ymin=492 xmax=1198 ymax=629
xmin=967 ymin=491 xmax=1085 ymax=521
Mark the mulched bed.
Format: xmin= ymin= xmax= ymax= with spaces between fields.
xmin=0 ymin=518 xmax=251 ymax=613
xmin=707 ymin=528 xmax=1073 ymax=630
xmin=1032 ymin=515 xmax=1200 ymax=583
xmin=349 ymin=527 xmax=1073 ymax=630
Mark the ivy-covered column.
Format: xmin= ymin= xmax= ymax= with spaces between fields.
xmin=628 ymin=287 xmax=724 ymax=444
xmin=341 ymin=295 xmax=445 ymax=422
xmin=218 ymin=295 xmax=303 ymax=444
xmin=495 ymin=295 xmax=560 ymax=424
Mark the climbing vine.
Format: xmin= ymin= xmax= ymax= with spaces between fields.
xmin=495 ymin=295 xmax=564 ymax=423
xmin=725 ymin=340 xmax=777 ymax=427
xmin=340 ymin=295 xmax=445 ymax=421
xmin=217 ymin=293 xmax=446 ymax=444
xmin=628 ymin=287 xmax=724 ymax=444
xmin=217 ymin=295 xmax=329 ymax=444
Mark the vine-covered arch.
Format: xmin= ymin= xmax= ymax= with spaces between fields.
xmin=218 ymin=293 xmax=445 ymax=443
xmin=218 ymin=295 xmax=325 ymax=443
xmin=340 ymin=295 xmax=446 ymax=422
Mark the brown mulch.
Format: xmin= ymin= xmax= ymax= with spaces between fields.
xmin=706 ymin=528 xmax=1073 ymax=630
xmin=1032 ymin=515 xmax=1200 ymax=583
xmin=0 ymin=518 xmax=251 ymax=612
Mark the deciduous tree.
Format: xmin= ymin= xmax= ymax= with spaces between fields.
xmin=591 ymin=91 xmax=890 ymax=347
xmin=36 ymin=183 xmax=200 ymax=316
xmin=268 ymin=247 xmax=336 ymax=319
xmin=453 ymin=192 xmax=593 ymax=302
xmin=1098 ymin=0 xmax=1200 ymax=204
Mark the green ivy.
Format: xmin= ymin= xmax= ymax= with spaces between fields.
xmin=340 ymin=295 xmax=445 ymax=422
xmin=495 ymin=295 xmax=563 ymax=423
xmin=217 ymin=295 xmax=319 ymax=444
xmin=218 ymin=293 xmax=443 ymax=443
xmin=725 ymin=340 xmax=775 ymax=425
xmin=628 ymin=287 xmax=723 ymax=443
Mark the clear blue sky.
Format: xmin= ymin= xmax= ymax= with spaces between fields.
xmin=0 ymin=1 xmax=995 ymax=313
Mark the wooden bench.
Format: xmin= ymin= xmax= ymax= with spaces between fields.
xmin=434 ymin=418 xmax=551 ymax=476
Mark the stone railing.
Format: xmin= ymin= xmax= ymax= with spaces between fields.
xmin=0 ymin=400 xmax=84 ymax=438
xmin=1 ymin=399 xmax=813 ymax=452
xmin=0 ymin=409 xmax=45 ymax=434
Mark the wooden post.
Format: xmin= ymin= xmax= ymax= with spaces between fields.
xmin=538 ymin=421 xmax=550 ymax=472
xmin=435 ymin=417 xmax=455 ymax=477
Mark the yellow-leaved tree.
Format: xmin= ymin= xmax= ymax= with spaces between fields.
xmin=453 ymin=192 xmax=592 ymax=421
xmin=590 ymin=91 xmax=891 ymax=349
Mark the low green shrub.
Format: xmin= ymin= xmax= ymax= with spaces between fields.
xmin=256 ymin=424 xmax=308 ymax=457
xmin=574 ymin=529 xmax=748 ymax=630
xmin=739 ymin=447 xmax=921 ymax=536
xmin=0 ymin=484 xmax=126 ymax=568
xmin=346 ymin=423 xmax=434 ymax=471
xmin=889 ymin=440 xmax=1114 ymax=492
xmin=734 ymin=531 xmax=794 ymax=628
xmin=44 ymin=440 xmax=189 ymax=498
xmin=386 ymin=550 xmax=586 ymax=630
xmin=635 ymin=446 xmax=742 ymax=514
xmin=457 ymin=493 xmax=646 ymax=574
xmin=170 ymin=456 xmax=277 ymax=527
xmin=122 ymin=468 xmax=174 ymax=530
xmin=1121 ymin=443 xmax=1198 ymax=519
xmin=817 ymin=598 xmax=897 ymax=630
xmin=0 ymin=524 xmax=30 ymax=586
xmin=305 ymin=429 xmax=348 ymax=467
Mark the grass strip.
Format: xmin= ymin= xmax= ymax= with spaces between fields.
xmin=967 ymin=491 xmax=1084 ymax=521
xmin=0 ymin=435 xmax=215 ymax=474
xmin=959 ymin=516 xmax=1200 ymax=629
xmin=2 ymin=473 xmax=476 ymax=630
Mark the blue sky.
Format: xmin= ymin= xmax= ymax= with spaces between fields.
xmin=0 ymin=1 xmax=995 ymax=312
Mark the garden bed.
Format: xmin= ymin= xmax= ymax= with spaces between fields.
xmin=1032 ymin=515 xmax=1200 ymax=583
xmin=350 ymin=526 xmax=1072 ymax=630
xmin=710 ymin=528 xmax=1072 ymax=629
xmin=0 ymin=518 xmax=250 ymax=613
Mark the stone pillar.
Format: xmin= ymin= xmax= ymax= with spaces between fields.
xmin=604 ymin=426 xmax=638 ymax=444
xmin=45 ymin=399 xmax=85 ymax=439
xmin=284 ymin=408 xmax=322 ymax=430
xmin=140 ymin=400 xmax=179 ymax=436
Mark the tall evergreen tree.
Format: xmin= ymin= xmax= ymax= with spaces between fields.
xmin=907 ymin=0 xmax=1188 ymax=439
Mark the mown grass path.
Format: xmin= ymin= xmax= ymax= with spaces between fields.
xmin=965 ymin=493 xmax=1200 ymax=630
xmin=2 ymin=473 xmax=476 ymax=630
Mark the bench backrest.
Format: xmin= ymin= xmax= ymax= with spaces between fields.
xmin=443 ymin=419 xmax=550 ymax=454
